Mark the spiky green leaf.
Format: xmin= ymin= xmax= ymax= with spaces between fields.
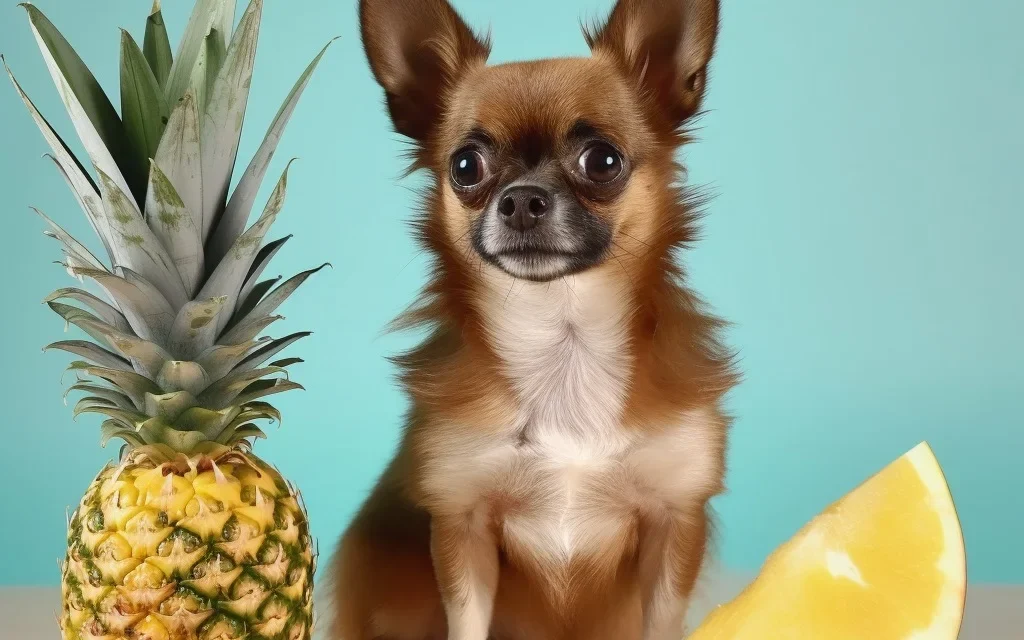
xmin=154 ymin=89 xmax=204 ymax=243
xmin=139 ymin=425 xmax=209 ymax=451
xmin=233 ymin=332 xmax=311 ymax=374
xmin=168 ymin=296 xmax=229 ymax=359
xmin=48 ymin=301 xmax=170 ymax=377
xmin=200 ymin=0 xmax=262 ymax=239
xmin=232 ymin=379 xmax=304 ymax=407
xmin=32 ymin=208 xmax=107 ymax=272
xmin=201 ymin=28 xmax=228 ymax=109
xmin=4 ymin=60 xmax=115 ymax=262
xmin=184 ymin=28 xmax=216 ymax=117
xmin=195 ymin=339 xmax=262 ymax=381
xmin=179 ymin=406 xmax=242 ymax=433
xmin=212 ymin=0 xmax=236 ymax=51
xmin=96 ymin=169 xmax=189 ymax=308
xmin=65 ymin=361 xmax=160 ymax=408
xmin=146 ymin=161 xmax=203 ymax=295
xmin=74 ymin=396 xmax=118 ymax=412
xmin=197 ymin=162 xmax=290 ymax=336
xmin=231 ymin=264 xmax=328 ymax=334
xmin=70 ymin=268 xmax=175 ymax=342
xmin=48 ymin=302 xmax=123 ymax=349
xmin=120 ymin=29 xmax=167 ymax=169
xmin=144 ymin=391 xmax=199 ymax=422
xmin=208 ymin=39 xmax=333 ymax=264
xmin=240 ymin=401 xmax=281 ymax=424
xmin=143 ymin=2 xmax=173 ymax=87
xmin=138 ymin=427 xmax=200 ymax=449
xmin=219 ymin=314 xmax=281 ymax=346
xmin=65 ymin=384 xmax=135 ymax=411
xmin=100 ymin=420 xmax=146 ymax=448
xmin=45 ymin=288 xmax=130 ymax=332
xmin=199 ymin=366 xmax=287 ymax=409
xmin=43 ymin=155 xmax=115 ymax=264
xmin=22 ymin=3 xmax=144 ymax=203
xmin=232 ymin=276 xmax=280 ymax=322
xmin=156 ymin=360 xmax=210 ymax=396
xmin=222 ymin=405 xmax=280 ymax=434
xmin=108 ymin=335 xmax=172 ymax=380
xmin=238 ymin=235 xmax=290 ymax=309
xmin=74 ymin=403 xmax=147 ymax=429
xmin=45 ymin=340 xmax=132 ymax=371
xmin=164 ymin=0 xmax=232 ymax=105
xmin=221 ymin=424 xmax=266 ymax=444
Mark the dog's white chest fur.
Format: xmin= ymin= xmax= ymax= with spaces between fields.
xmin=481 ymin=275 xmax=635 ymax=564
xmin=490 ymin=274 xmax=634 ymax=452
xmin=423 ymin=273 xmax=723 ymax=574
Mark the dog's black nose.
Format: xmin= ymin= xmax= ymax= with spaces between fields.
xmin=497 ymin=185 xmax=550 ymax=232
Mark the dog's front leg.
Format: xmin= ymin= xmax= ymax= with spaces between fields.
xmin=430 ymin=511 xmax=499 ymax=640
xmin=638 ymin=507 xmax=709 ymax=640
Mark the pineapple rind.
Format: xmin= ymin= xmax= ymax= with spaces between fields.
xmin=61 ymin=449 xmax=315 ymax=640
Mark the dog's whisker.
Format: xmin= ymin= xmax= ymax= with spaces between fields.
xmin=609 ymin=246 xmax=636 ymax=290
xmin=621 ymin=231 xmax=653 ymax=250
xmin=561 ymin=275 xmax=581 ymax=305
xmin=611 ymin=239 xmax=639 ymax=261
xmin=503 ymin=277 xmax=517 ymax=308
xmin=395 ymin=249 xmax=426 ymax=277
xmin=398 ymin=228 xmax=473 ymax=279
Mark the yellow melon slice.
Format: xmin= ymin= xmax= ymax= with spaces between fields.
xmin=689 ymin=442 xmax=966 ymax=640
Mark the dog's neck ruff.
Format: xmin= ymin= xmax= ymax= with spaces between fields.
xmin=477 ymin=269 xmax=635 ymax=454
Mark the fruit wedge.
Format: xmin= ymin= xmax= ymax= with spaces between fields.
xmin=689 ymin=442 xmax=966 ymax=640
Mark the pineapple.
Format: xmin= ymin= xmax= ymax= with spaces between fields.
xmin=7 ymin=1 xmax=332 ymax=638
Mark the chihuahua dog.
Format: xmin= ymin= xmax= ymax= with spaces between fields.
xmin=331 ymin=0 xmax=738 ymax=638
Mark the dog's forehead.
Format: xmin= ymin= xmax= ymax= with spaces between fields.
xmin=444 ymin=57 xmax=648 ymax=150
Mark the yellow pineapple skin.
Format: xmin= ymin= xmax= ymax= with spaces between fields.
xmin=60 ymin=449 xmax=315 ymax=640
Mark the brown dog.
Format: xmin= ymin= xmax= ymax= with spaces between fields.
xmin=330 ymin=1 xmax=737 ymax=638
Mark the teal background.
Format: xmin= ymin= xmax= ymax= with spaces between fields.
xmin=0 ymin=0 xmax=1020 ymax=586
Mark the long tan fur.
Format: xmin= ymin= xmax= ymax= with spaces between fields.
xmin=332 ymin=1 xmax=737 ymax=638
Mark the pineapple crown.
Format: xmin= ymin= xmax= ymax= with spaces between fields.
xmin=7 ymin=0 xmax=334 ymax=455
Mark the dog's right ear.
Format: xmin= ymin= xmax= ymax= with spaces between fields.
xmin=360 ymin=0 xmax=491 ymax=142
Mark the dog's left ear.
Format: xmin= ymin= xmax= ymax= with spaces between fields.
xmin=586 ymin=0 xmax=720 ymax=128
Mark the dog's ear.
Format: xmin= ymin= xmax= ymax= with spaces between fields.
xmin=586 ymin=0 xmax=720 ymax=128
xmin=360 ymin=0 xmax=491 ymax=142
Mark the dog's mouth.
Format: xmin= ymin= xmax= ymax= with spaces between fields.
xmin=495 ymin=247 xmax=574 ymax=260
xmin=492 ymin=249 xmax=575 ymax=281
xmin=493 ymin=250 xmax=581 ymax=280
xmin=476 ymin=242 xmax=609 ymax=282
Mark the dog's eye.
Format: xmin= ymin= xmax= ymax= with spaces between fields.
xmin=579 ymin=143 xmax=623 ymax=183
xmin=451 ymin=149 xmax=487 ymax=188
